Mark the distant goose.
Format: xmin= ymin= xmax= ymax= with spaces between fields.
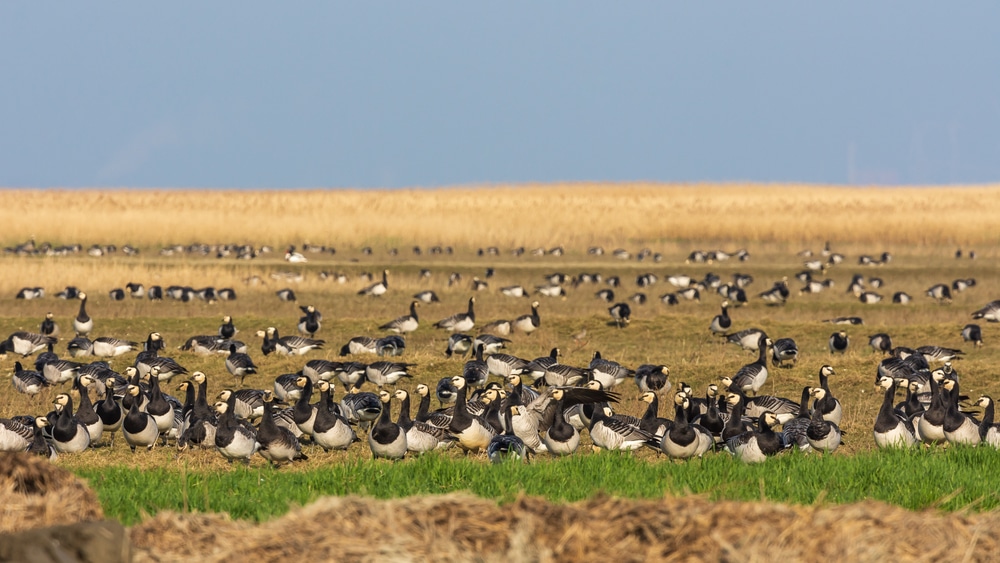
xmin=535 ymin=285 xmax=566 ymax=298
xmin=284 ymin=246 xmax=307 ymax=263
xmin=828 ymin=331 xmax=849 ymax=354
xmin=359 ymin=269 xmax=390 ymax=297
xmin=16 ymin=287 xmax=44 ymax=300
xmin=444 ymin=333 xmax=474 ymax=358
xmin=125 ymin=282 xmax=145 ymax=298
xmin=858 ymin=291 xmax=883 ymax=304
xmin=92 ymin=337 xmax=138 ymax=358
xmin=2 ymin=331 xmax=56 ymax=357
xmin=147 ymin=286 xmax=164 ymax=300
xmin=365 ymin=361 xmax=414 ymax=387
xmin=73 ymin=292 xmax=93 ymax=336
xmin=709 ymin=301 xmax=731 ymax=336
xmin=595 ymin=289 xmax=615 ymax=302
xmin=608 ymin=302 xmax=631 ymax=328
xmin=677 ymin=287 xmax=700 ymax=301
xmin=770 ymin=338 xmax=798 ymax=367
xmin=961 ymin=324 xmax=983 ymax=347
xmin=971 ymin=300 xmax=1000 ymax=322
xmin=514 ymin=301 xmax=541 ymax=334
xmin=219 ymin=316 xmax=238 ymax=340
xmin=523 ymin=348 xmax=561 ymax=383
xmin=758 ymin=279 xmax=789 ymax=305
xmin=40 ymin=313 xmax=59 ymax=339
xmin=659 ymin=293 xmax=679 ymax=306
xmin=108 ymin=288 xmax=126 ymax=301
xmin=225 ymin=344 xmax=258 ymax=387
xmin=589 ymin=351 xmax=632 ymax=390
xmin=925 ymin=283 xmax=952 ymax=303
xmin=297 ymin=305 xmax=322 ymax=337
xmin=413 ymin=290 xmax=440 ymax=304
xmin=501 ymin=285 xmax=529 ymax=298
xmin=481 ymin=319 xmax=512 ymax=336
xmin=952 ymin=278 xmax=976 ymax=292
xmin=434 ymin=297 xmax=476 ymax=332
xmin=634 ymin=364 xmax=670 ymax=395
xmin=275 ymin=288 xmax=297 ymax=302
xmin=380 ymin=301 xmax=420 ymax=334
xmin=892 ymin=292 xmax=912 ymax=304
xmin=915 ymin=345 xmax=963 ymax=363
xmin=56 ymin=286 xmax=80 ymax=300
xmin=266 ymin=326 xmax=325 ymax=356
xmin=823 ymin=316 xmax=863 ymax=325
xmin=726 ymin=328 xmax=767 ymax=351
xmin=470 ymin=277 xmax=489 ymax=291
xmin=340 ymin=336 xmax=377 ymax=356
xmin=868 ymin=333 xmax=893 ymax=354
xmin=217 ymin=288 xmax=237 ymax=301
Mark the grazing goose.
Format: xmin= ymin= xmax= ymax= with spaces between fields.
xmin=73 ymin=292 xmax=94 ymax=336
xmin=275 ymin=288 xmax=297 ymax=302
xmin=480 ymin=319 xmax=512 ymax=336
xmin=974 ymin=396 xmax=1000 ymax=449
xmin=543 ymin=363 xmax=590 ymax=387
xmin=514 ymin=301 xmax=541 ymax=334
xmin=725 ymin=411 xmax=786 ymax=463
xmin=487 ymin=406 xmax=529 ymax=463
xmin=297 ymin=305 xmax=322 ymax=338
xmin=444 ymin=333 xmax=474 ymax=358
xmin=634 ymin=364 xmax=671 ymax=395
xmin=134 ymin=349 xmax=187 ymax=382
xmin=892 ymin=292 xmax=912 ymax=304
xmin=413 ymin=290 xmax=440 ymax=304
xmin=214 ymin=393 xmax=260 ymax=464
xmin=781 ymin=387 xmax=815 ymax=452
xmin=2 ymin=331 xmax=57 ymax=358
xmin=50 ymin=394 xmax=91 ymax=453
xmin=873 ymin=376 xmax=916 ymax=449
xmin=941 ymin=378 xmax=979 ymax=446
xmin=12 ymin=361 xmax=49 ymax=395
xmin=770 ymin=338 xmax=798 ymax=368
xmin=339 ymin=387 xmax=383 ymax=428
xmin=868 ymin=333 xmax=893 ymax=354
xmin=501 ymin=285 xmax=530 ymax=298
xmin=225 ymin=344 xmax=258 ymax=387
xmin=926 ymin=283 xmax=952 ymax=303
xmin=434 ymin=297 xmax=476 ymax=332
xmin=394 ymin=389 xmax=455 ymax=453
xmin=595 ymin=289 xmax=615 ymax=302
xmin=916 ymin=345 xmax=964 ymax=363
xmin=340 ymin=336 xmax=377 ymax=357
xmin=377 ymin=335 xmax=406 ymax=357
xmin=743 ymin=393 xmax=799 ymax=423
xmin=461 ymin=345 xmax=490 ymax=389
xmin=122 ymin=385 xmax=159 ymax=453
xmin=359 ymin=269 xmax=390 ymax=297
xmin=473 ymin=334 xmax=509 ymax=355
xmin=301 ymin=359 xmax=339 ymax=384
xmin=91 ymin=337 xmax=138 ymax=358
xmin=961 ymin=324 xmax=983 ymax=347
xmin=726 ymin=335 xmax=771 ymax=395
xmin=823 ymin=316 xmax=863 ymax=325
xmin=380 ymin=301 xmax=420 ymax=334
xmin=257 ymin=391 xmax=306 ymax=466
xmin=265 ymin=327 xmax=325 ymax=356
xmin=368 ymin=391 xmax=407 ymax=459
xmin=40 ymin=313 xmax=59 ymax=339
xmin=828 ymin=331 xmax=849 ymax=354
xmin=589 ymin=351 xmax=632 ymax=390
xmin=284 ymin=246 xmax=307 ymax=263
xmin=858 ymin=291 xmax=882 ymax=304
xmin=972 ymin=300 xmax=1000 ymax=322
xmin=726 ymin=328 xmax=767 ymax=351
xmin=365 ymin=361 xmax=414 ymax=388
xmin=447 ymin=376 xmax=497 ymax=452
xmin=608 ymin=302 xmax=631 ymax=328
xmin=588 ymin=404 xmax=656 ymax=452
xmin=108 ymin=288 xmax=126 ymax=301
xmin=806 ymin=408 xmax=842 ymax=453
xmin=709 ymin=301 xmax=731 ymax=336
xmin=36 ymin=347 xmax=82 ymax=386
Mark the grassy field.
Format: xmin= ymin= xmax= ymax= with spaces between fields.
xmin=2 ymin=184 xmax=1000 ymax=522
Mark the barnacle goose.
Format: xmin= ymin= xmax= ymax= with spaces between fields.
xmin=770 ymin=338 xmax=798 ymax=368
xmin=487 ymin=406 xmax=528 ymax=463
xmin=12 ymin=361 xmax=49 ymax=395
xmin=380 ymin=301 xmax=420 ymax=334
xmin=971 ymin=300 xmax=1000 ymax=322
xmin=634 ymin=364 xmax=670 ymax=395
xmin=709 ymin=301 xmax=731 ymax=336
xmin=892 ymin=291 xmax=913 ymax=304
xmin=514 ymin=301 xmax=541 ymax=334
xmin=608 ymin=302 xmax=631 ymax=328
xmin=297 ymin=305 xmax=322 ymax=337
xmin=780 ymin=387 xmax=814 ymax=451
xmin=595 ymin=289 xmax=615 ymax=302
xmin=941 ymin=378 xmax=979 ymax=446
xmin=589 ymin=351 xmax=632 ymax=390
xmin=218 ymin=388 xmax=266 ymax=421
xmin=481 ymin=319 xmax=512 ymax=337
xmin=726 ymin=328 xmax=767 ymax=351
xmin=660 ymin=394 xmax=713 ymax=460
xmin=915 ymin=371 xmax=947 ymax=445
xmin=257 ymin=391 xmax=306 ymax=466
xmin=0 ymin=417 xmax=34 ymax=453
xmin=823 ymin=316 xmax=863 ymax=325
xmin=868 ymin=333 xmax=893 ymax=354
xmin=213 ymin=396 xmax=259 ymax=464
xmin=588 ymin=404 xmax=656 ymax=452
xmin=758 ymin=279 xmax=790 ymax=305
xmin=916 ymin=345 xmax=964 ymax=363
xmin=444 ymin=333 xmax=473 ymax=358
xmin=828 ymin=331 xmax=849 ymax=354
xmin=2 ymin=331 xmax=56 ymax=357
xmin=89 ymin=336 xmax=138 ymax=358
xmin=40 ymin=313 xmax=59 ymax=339
xmin=637 ymin=392 xmax=671 ymax=441
xmin=265 ymin=327 xmax=324 ymax=356
xmin=541 ymin=388 xmax=583 ymax=456
xmin=394 ymin=389 xmax=454 ymax=453
xmin=462 ymin=345 xmax=489 ymax=388
xmin=73 ymin=292 xmax=93 ymax=336
xmin=974 ymin=396 xmax=1000 ymax=448
xmin=501 ymin=285 xmax=530 ymax=298
xmin=275 ymin=288 xmax=297 ymax=302
xmin=359 ymin=269 xmax=390 ymax=296
xmin=72 ymin=375 xmax=104 ymax=443
xmin=310 ymin=382 xmax=358 ymax=451
xmin=725 ymin=335 xmax=771 ymax=395
xmin=858 ymin=291 xmax=883 ymax=304
xmin=225 ymin=344 xmax=258 ymax=387
xmin=659 ymin=293 xmax=678 ymax=305
xmin=961 ymin=324 xmax=983 ymax=347
xmin=725 ymin=411 xmax=786 ymax=463
xmin=434 ymin=297 xmax=476 ymax=332
xmin=873 ymin=376 xmax=916 ymax=449
xmin=123 ymin=385 xmax=159 ymax=453
xmin=543 ymin=363 xmax=590 ymax=387
xmin=448 ymin=376 xmax=497 ymax=452
xmin=925 ymin=283 xmax=952 ymax=303
xmin=50 ymin=393 xmax=91 ymax=453
xmin=806 ymin=408 xmax=842 ymax=453
xmin=365 ymin=361 xmax=414 ymax=387
xmin=366 ymin=391 xmax=407 ymax=459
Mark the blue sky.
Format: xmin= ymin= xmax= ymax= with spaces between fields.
xmin=2 ymin=3 xmax=998 ymax=188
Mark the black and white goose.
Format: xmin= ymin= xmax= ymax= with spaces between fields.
xmin=915 ymin=345 xmax=964 ymax=363
xmin=311 ymin=382 xmax=358 ymax=451
xmin=514 ymin=301 xmax=541 ymax=334
xmin=413 ymin=290 xmax=440 ymax=304
xmin=487 ymin=406 xmax=529 ymax=463
xmin=72 ymin=375 xmax=104 ymax=444
xmin=339 ymin=387 xmax=383 ymax=429
xmin=974 ymin=396 xmax=1000 ymax=449
xmin=806 ymin=407 xmax=842 ymax=453
xmin=176 ymin=372 xmax=217 ymax=450
xmin=394 ymin=389 xmax=455 ymax=453
xmin=50 ymin=393 xmax=91 ymax=453
xmin=915 ymin=371 xmax=948 ymax=445
xmin=214 ymin=392 xmax=259 ymax=464
xmin=365 ymin=361 xmax=414 ymax=388
xmin=339 ymin=336 xmax=377 ymax=356
xmin=91 ymin=337 xmax=138 ymax=358
xmin=144 ymin=369 xmax=177 ymax=441
xmin=12 ymin=361 xmax=48 ymax=395
xmin=725 ymin=411 xmax=786 ymax=463
xmin=873 ymin=376 xmax=916 ymax=449
xmin=219 ymin=316 xmax=238 ymax=340
xmin=444 ymin=333 xmax=474 ymax=358
xmin=780 ymin=387 xmax=815 ymax=451
xmin=257 ymin=391 xmax=306 ymax=466
xmin=266 ymin=327 xmax=325 ymax=356
xmin=972 ymin=300 xmax=1000 ymax=322
xmin=634 ymin=364 xmax=671 ymax=395
xmin=97 ymin=376 xmax=124 ymax=445
xmin=589 ymin=351 xmax=632 ymax=390
xmin=543 ymin=363 xmax=589 ymax=387
xmin=297 ymin=305 xmax=322 ymax=337
xmin=73 ymin=292 xmax=94 ymax=336
xmin=608 ymin=302 xmax=631 ymax=328
xmin=709 ymin=301 xmax=731 ymax=336
xmin=726 ymin=328 xmax=767 ymax=350
xmin=434 ymin=297 xmax=476 ymax=332
xmin=770 ymin=338 xmax=798 ymax=368
xmin=637 ymin=392 xmax=672 ymax=441
xmin=588 ymin=404 xmax=656 ymax=452
xmin=3 ymin=331 xmax=57 ymax=358
xmin=926 ymin=283 xmax=952 ymax=303
xmin=961 ymin=324 xmax=983 ymax=347
xmin=275 ymin=288 xmax=297 ymax=302
xmin=225 ymin=344 xmax=258 ymax=387
xmin=828 ymin=331 xmax=849 ymax=354
xmin=358 ymin=269 xmax=390 ymax=297
xmin=368 ymin=391 xmax=407 ymax=459
xmin=941 ymin=378 xmax=979 ymax=446
xmin=501 ymin=285 xmax=530 ymax=298
xmin=447 ymin=376 xmax=496 ymax=452
xmin=380 ymin=301 xmax=420 ymax=334
xmin=660 ymin=394 xmax=713 ymax=460
xmin=462 ymin=344 xmax=490 ymax=388
xmin=812 ymin=366 xmax=842 ymax=425
xmin=40 ymin=312 xmax=59 ymax=339
xmin=540 ymin=388 xmax=584 ymax=456
xmin=725 ymin=335 xmax=771 ymax=395
xmin=122 ymin=384 xmax=159 ymax=453
xmin=0 ymin=417 xmax=35 ymax=453
xmin=217 ymin=388 xmax=266 ymax=421
xmin=868 ymin=333 xmax=893 ymax=354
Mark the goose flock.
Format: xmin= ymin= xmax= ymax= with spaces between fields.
xmin=1 ymin=241 xmax=998 ymax=468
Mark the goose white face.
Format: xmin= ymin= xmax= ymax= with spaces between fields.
xmin=719 ymin=376 xmax=733 ymax=387
xmin=821 ymin=365 xmax=835 ymax=377
xmin=942 ymin=379 xmax=956 ymax=392
xmin=762 ymin=412 xmax=778 ymax=426
xmin=317 ymin=381 xmax=330 ymax=392
xmin=451 ymin=376 xmax=466 ymax=389
xmin=192 ymin=372 xmax=206 ymax=384
xmin=638 ymin=392 xmax=653 ymax=404
xmin=810 ymin=387 xmax=826 ymax=400
xmin=78 ymin=292 xmax=87 ymax=300
xmin=124 ymin=367 xmax=138 ymax=378
xmin=877 ymin=376 xmax=894 ymax=390
xmin=214 ymin=401 xmax=228 ymax=414
xmin=36 ymin=417 xmax=49 ymax=428
xmin=263 ymin=391 xmax=274 ymax=402
xmin=725 ymin=393 xmax=740 ymax=406
xmin=602 ymin=406 xmax=613 ymax=417
xmin=394 ymin=390 xmax=408 ymax=401
xmin=217 ymin=389 xmax=232 ymax=401
xmin=673 ymin=392 xmax=687 ymax=406
xmin=177 ymin=381 xmax=190 ymax=392
xmin=295 ymin=376 xmax=309 ymax=388
xmin=378 ymin=391 xmax=391 ymax=403
xmin=415 ymin=384 xmax=428 ymax=397
xmin=79 ymin=374 xmax=94 ymax=387
xmin=54 ymin=393 xmax=70 ymax=407
xmin=552 ymin=388 xmax=565 ymax=401
xmin=256 ymin=330 xmax=267 ymax=338
xmin=977 ymin=396 xmax=991 ymax=408
xmin=223 ymin=316 xmax=231 ymax=323
xmin=127 ymin=385 xmax=141 ymax=397
xmin=707 ymin=384 xmax=719 ymax=397
xmin=506 ymin=374 xmax=521 ymax=386
xmin=586 ymin=381 xmax=602 ymax=391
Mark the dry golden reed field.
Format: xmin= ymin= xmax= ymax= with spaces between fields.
xmin=1 ymin=182 xmax=1000 ymax=466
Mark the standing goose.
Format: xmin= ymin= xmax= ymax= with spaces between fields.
xmin=359 ymin=269 xmax=390 ymax=297
xmin=608 ymin=302 xmax=631 ymax=328
xmin=447 ymin=375 xmax=496 ymax=452
xmin=292 ymin=377 xmax=320 ymax=436
xmin=514 ymin=301 xmax=541 ymax=334
xmin=463 ymin=345 xmax=490 ymax=388
xmin=806 ymin=407 xmax=842 ymax=454
xmin=709 ymin=301 xmax=731 ymax=336
xmin=941 ymin=378 xmax=980 ymax=446
xmin=72 ymin=375 xmax=104 ymax=444
xmin=868 ymin=333 xmax=893 ymax=354
xmin=339 ymin=387 xmax=383 ymax=429
xmin=589 ymin=352 xmax=632 ymax=390
xmin=97 ymin=376 xmax=124 ymax=446
xmin=588 ymin=404 xmax=657 ymax=451
xmin=974 ymin=396 xmax=1000 ymax=448
xmin=177 ymin=373 xmax=218 ymax=450
xmin=122 ymin=385 xmax=159 ymax=453
xmin=541 ymin=388 xmax=582 ymax=456
xmin=257 ymin=391 xmax=307 ymax=466
xmin=726 ymin=335 xmax=771 ymax=395
xmin=487 ymin=406 xmax=528 ymax=463
xmin=770 ymin=338 xmax=798 ymax=368
xmin=297 ymin=305 xmax=322 ymax=338
xmin=961 ymin=324 xmax=983 ymax=347
xmin=813 ymin=365 xmax=843 ymax=425
xmin=394 ymin=389 xmax=455 ymax=453
xmin=214 ymin=392 xmax=259 ymax=464
xmin=634 ymin=364 xmax=671 ymax=395
xmin=380 ymin=301 xmax=420 ymax=334
xmin=73 ymin=292 xmax=93 ymax=336
xmin=413 ymin=290 xmax=440 ymax=304
xmin=311 ymin=382 xmax=358 ymax=451
xmin=434 ymin=297 xmax=476 ymax=332
xmin=915 ymin=371 xmax=948 ymax=444
xmin=444 ymin=333 xmax=474 ymax=358
xmin=219 ymin=316 xmax=238 ymax=340
xmin=225 ymin=344 xmax=258 ymax=387
xmin=780 ymin=387 xmax=815 ymax=451
xmin=50 ymin=394 xmax=91 ymax=453
xmin=145 ymin=369 xmax=176 ymax=443
xmin=369 ymin=391 xmax=407 ymax=459
xmin=873 ymin=376 xmax=916 ymax=449
xmin=40 ymin=312 xmax=60 ymax=339
xmin=828 ymin=331 xmax=849 ymax=354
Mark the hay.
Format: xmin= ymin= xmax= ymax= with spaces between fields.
xmin=0 ymin=452 xmax=104 ymax=534
xmin=130 ymin=493 xmax=1000 ymax=562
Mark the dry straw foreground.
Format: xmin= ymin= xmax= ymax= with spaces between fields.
xmin=4 ymin=183 xmax=1000 ymax=250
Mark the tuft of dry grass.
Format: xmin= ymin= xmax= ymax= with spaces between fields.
xmin=0 ymin=452 xmax=104 ymax=534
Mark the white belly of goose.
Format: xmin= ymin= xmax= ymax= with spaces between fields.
xmin=542 ymin=428 xmax=579 ymax=456
xmin=312 ymin=420 xmax=356 ymax=451
xmin=874 ymin=422 xmax=916 ymax=449
xmin=124 ymin=419 xmax=159 ymax=451
xmin=218 ymin=427 xmax=258 ymax=461
xmin=945 ymin=417 xmax=981 ymax=446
